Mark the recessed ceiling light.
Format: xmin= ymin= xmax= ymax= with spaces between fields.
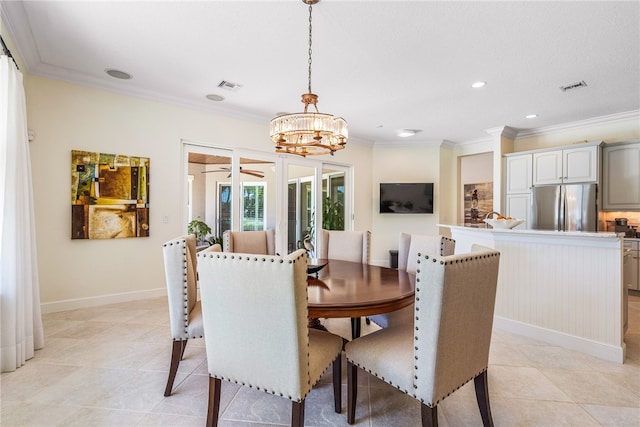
xmin=105 ymin=68 xmax=132 ymax=80
xmin=471 ymin=81 xmax=486 ymax=88
xmin=397 ymin=129 xmax=419 ymax=138
xmin=525 ymin=114 xmax=538 ymax=119
xmin=206 ymin=94 xmax=225 ymax=102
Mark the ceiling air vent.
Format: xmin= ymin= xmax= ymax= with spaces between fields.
xmin=559 ymin=80 xmax=587 ymax=92
xmin=217 ymin=80 xmax=242 ymax=91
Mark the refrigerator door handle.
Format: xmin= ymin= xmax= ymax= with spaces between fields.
xmin=558 ymin=185 xmax=565 ymax=231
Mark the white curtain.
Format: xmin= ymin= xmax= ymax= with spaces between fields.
xmin=0 ymin=55 xmax=44 ymax=372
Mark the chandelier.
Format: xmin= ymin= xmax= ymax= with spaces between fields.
xmin=269 ymin=0 xmax=348 ymax=157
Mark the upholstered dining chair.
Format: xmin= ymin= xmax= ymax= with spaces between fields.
xmin=222 ymin=229 xmax=276 ymax=255
xmin=162 ymin=234 xmax=207 ymax=396
xmin=368 ymin=233 xmax=455 ymax=328
xmin=345 ymin=245 xmax=501 ymax=427
xmin=317 ymin=229 xmax=370 ymax=263
xmin=315 ymin=229 xmax=371 ymax=337
xmin=197 ymin=249 xmax=344 ymax=427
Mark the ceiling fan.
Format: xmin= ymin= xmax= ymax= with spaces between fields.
xmin=202 ymin=167 xmax=265 ymax=178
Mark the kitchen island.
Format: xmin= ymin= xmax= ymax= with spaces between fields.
xmin=439 ymin=225 xmax=625 ymax=363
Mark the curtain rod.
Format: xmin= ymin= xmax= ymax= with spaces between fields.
xmin=0 ymin=34 xmax=20 ymax=70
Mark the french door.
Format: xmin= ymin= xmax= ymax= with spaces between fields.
xmin=183 ymin=141 xmax=351 ymax=255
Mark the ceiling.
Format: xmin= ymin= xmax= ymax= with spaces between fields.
xmin=2 ymin=1 xmax=639 ymax=144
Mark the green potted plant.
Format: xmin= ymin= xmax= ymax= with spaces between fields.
xmin=187 ymin=217 xmax=212 ymax=245
xmin=323 ymin=197 xmax=344 ymax=230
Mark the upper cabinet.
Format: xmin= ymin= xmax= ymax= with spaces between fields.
xmin=602 ymin=141 xmax=640 ymax=210
xmin=533 ymin=144 xmax=600 ymax=185
xmin=505 ymin=154 xmax=532 ymax=194
xmin=504 ymin=142 xmax=602 ymax=228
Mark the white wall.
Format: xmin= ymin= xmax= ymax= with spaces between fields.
xmin=25 ymin=74 xmax=374 ymax=309
xmin=370 ymin=142 xmax=442 ymax=265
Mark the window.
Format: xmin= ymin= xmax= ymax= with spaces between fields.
xmin=217 ymin=182 xmax=266 ymax=234
xmin=242 ymin=183 xmax=265 ymax=231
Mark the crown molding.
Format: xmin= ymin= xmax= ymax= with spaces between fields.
xmin=485 ymin=125 xmax=519 ymax=140
xmin=515 ymin=110 xmax=640 ymax=140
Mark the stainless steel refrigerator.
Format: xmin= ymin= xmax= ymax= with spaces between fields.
xmin=530 ymin=183 xmax=598 ymax=231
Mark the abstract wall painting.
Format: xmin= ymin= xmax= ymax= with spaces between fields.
xmin=463 ymin=182 xmax=493 ymax=226
xmin=71 ymin=150 xmax=150 ymax=239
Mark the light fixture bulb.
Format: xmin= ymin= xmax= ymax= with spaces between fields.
xmin=471 ymin=81 xmax=486 ymax=88
xmin=397 ymin=129 xmax=416 ymax=138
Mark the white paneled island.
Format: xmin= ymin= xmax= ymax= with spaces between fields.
xmin=439 ymin=225 xmax=626 ymax=363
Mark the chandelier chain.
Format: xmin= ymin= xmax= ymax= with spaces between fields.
xmin=307 ymin=3 xmax=313 ymax=94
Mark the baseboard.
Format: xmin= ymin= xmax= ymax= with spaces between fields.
xmin=40 ymin=288 xmax=167 ymax=314
xmin=493 ymin=316 xmax=626 ymax=364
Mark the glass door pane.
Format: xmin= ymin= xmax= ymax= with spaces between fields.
xmin=218 ymin=183 xmax=232 ymax=235
xmin=242 ymin=183 xmax=265 ymax=231
xmin=287 ymin=182 xmax=297 ymax=253
xmin=322 ymin=167 xmax=346 ymax=230
xmin=238 ymin=156 xmax=274 ymax=232
xmin=287 ymin=164 xmax=316 ymax=254
xmin=187 ymin=151 xmax=232 ymax=242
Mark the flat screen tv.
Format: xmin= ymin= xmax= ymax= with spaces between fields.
xmin=380 ymin=183 xmax=434 ymax=214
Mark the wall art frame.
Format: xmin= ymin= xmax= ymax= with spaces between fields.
xmin=463 ymin=182 xmax=493 ymax=226
xmin=71 ymin=150 xmax=150 ymax=239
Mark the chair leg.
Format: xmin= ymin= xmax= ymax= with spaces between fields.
xmin=206 ymin=377 xmax=221 ymax=427
xmin=332 ymin=355 xmax=342 ymax=413
xmin=474 ymin=370 xmax=494 ymax=427
xmin=164 ymin=339 xmax=186 ymax=396
xmin=421 ymin=403 xmax=438 ymax=427
xmin=291 ymin=400 xmax=305 ymax=427
xmin=180 ymin=338 xmax=188 ymax=359
xmin=347 ymin=361 xmax=357 ymax=424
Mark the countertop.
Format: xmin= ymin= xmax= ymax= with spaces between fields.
xmin=438 ymin=224 xmax=621 ymax=240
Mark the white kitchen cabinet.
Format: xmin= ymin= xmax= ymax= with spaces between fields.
xmin=505 ymin=154 xmax=532 ymax=194
xmin=505 ymin=193 xmax=530 ymax=229
xmin=602 ymin=141 xmax=640 ymax=210
xmin=504 ymin=153 xmax=532 ymax=228
xmin=533 ymin=144 xmax=600 ymax=185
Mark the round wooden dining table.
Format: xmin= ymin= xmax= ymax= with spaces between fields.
xmin=306 ymin=259 xmax=415 ymax=338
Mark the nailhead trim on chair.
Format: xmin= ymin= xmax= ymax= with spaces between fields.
xmin=177 ymin=239 xmax=190 ymax=331
xmin=407 ymin=251 xmax=499 ymax=406
xmin=202 ymin=250 xmax=325 ymax=404
xmin=347 ymin=361 xmax=488 ymax=407
xmin=164 ymin=238 xmax=204 ymax=340
xmin=212 ymin=349 xmax=334 ymax=403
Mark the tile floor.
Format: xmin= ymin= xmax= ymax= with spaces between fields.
xmin=1 ymin=294 xmax=639 ymax=426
